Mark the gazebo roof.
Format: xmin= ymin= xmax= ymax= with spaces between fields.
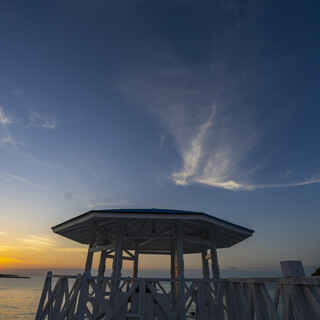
xmin=52 ymin=209 xmax=254 ymax=253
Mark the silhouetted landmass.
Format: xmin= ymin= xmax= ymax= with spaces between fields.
xmin=0 ymin=273 xmax=30 ymax=279
xmin=312 ymin=267 xmax=320 ymax=276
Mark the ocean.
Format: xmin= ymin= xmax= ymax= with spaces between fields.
xmin=0 ymin=277 xmax=44 ymax=320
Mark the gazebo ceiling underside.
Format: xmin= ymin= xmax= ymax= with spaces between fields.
xmin=53 ymin=210 xmax=254 ymax=254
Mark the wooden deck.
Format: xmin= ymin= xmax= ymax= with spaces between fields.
xmin=35 ymin=272 xmax=320 ymax=320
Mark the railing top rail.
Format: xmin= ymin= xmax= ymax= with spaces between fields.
xmin=46 ymin=272 xmax=320 ymax=285
xmin=223 ymin=276 xmax=320 ymax=285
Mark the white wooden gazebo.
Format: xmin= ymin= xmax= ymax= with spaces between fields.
xmin=52 ymin=208 xmax=253 ymax=278
xmin=36 ymin=209 xmax=320 ymax=320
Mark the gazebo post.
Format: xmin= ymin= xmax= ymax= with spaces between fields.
xmin=202 ymin=248 xmax=214 ymax=317
xmin=201 ymin=249 xmax=210 ymax=278
xmin=84 ymin=226 xmax=97 ymax=273
xmin=170 ymin=240 xmax=177 ymax=308
xmin=132 ymin=243 xmax=139 ymax=278
xmin=170 ymin=220 xmax=185 ymax=318
xmin=110 ymin=219 xmax=125 ymax=307
xmin=98 ymin=250 xmax=107 ymax=277
xmin=93 ymin=250 xmax=108 ymax=316
xmin=210 ymin=244 xmax=220 ymax=280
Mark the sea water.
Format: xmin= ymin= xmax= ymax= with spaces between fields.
xmin=0 ymin=277 xmax=44 ymax=320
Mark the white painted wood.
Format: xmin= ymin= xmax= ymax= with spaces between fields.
xmin=183 ymin=235 xmax=213 ymax=246
xmin=126 ymin=232 xmax=175 ymax=239
xmin=89 ymin=243 xmax=115 ymax=252
xmin=110 ymin=219 xmax=125 ymax=308
xmin=85 ymin=227 xmax=97 ymax=272
xmin=132 ymin=244 xmax=139 ymax=278
xmin=52 ymin=209 xmax=254 ymax=252
xmin=36 ymin=274 xmax=320 ymax=320
xmin=75 ymin=272 xmax=90 ymax=320
xmin=210 ymin=244 xmax=220 ymax=280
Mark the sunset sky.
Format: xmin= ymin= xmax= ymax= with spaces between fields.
xmin=0 ymin=1 xmax=320 ymax=275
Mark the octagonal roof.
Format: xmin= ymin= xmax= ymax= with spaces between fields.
xmin=52 ymin=209 xmax=254 ymax=253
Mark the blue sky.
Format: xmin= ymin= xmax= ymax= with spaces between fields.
xmin=0 ymin=0 xmax=319 ymax=273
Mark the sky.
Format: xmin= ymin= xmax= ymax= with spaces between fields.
xmin=0 ymin=0 xmax=319 ymax=276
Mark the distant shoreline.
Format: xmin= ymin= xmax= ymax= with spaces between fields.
xmin=0 ymin=273 xmax=30 ymax=279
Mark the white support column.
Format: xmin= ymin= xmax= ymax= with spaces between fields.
xmin=170 ymin=240 xmax=177 ymax=308
xmin=172 ymin=220 xmax=185 ymax=319
xmin=209 ymin=229 xmax=220 ymax=280
xmin=202 ymin=248 xmax=214 ymax=319
xmin=202 ymin=249 xmax=210 ymax=279
xmin=132 ymin=243 xmax=139 ymax=278
xmin=85 ymin=226 xmax=97 ymax=273
xmin=210 ymin=244 xmax=220 ymax=280
xmin=98 ymin=250 xmax=107 ymax=277
xmin=110 ymin=219 xmax=125 ymax=307
xmin=93 ymin=250 xmax=108 ymax=316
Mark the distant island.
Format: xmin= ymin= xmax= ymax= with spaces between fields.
xmin=0 ymin=273 xmax=30 ymax=279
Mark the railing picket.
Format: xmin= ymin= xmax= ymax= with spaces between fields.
xmin=53 ymin=278 xmax=67 ymax=319
xmin=89 ymin=278 xmax=112 ymax=316
xmin=138 ymin=280 xmax=145 ymax=318
xmin=273 ymin=285 xmax=280 ymax=310
xmin=39 ymin=277 xmax=63 ymax=320
xmin=252 ymin=283 xmax=270 ymax=320
xmin=105 ymin=281 xmax=140 ymax=320
xmin=303 ymin=285 xmax=320 ymax=318
xmin=35 ymin=271 xmax=52 ymax=320
xmin=169 ymin=282 xmax=197 ymax=320
xmin=60 ymin=276 xmax=82 ymax=320
xmin=281 ymin=284 xmax=293 ymax=320
xmin=259 ymin=284 xmax=281 ymax=320
xmin=289 ymin=284 xmax=312 ymax=320
xmin=146 ymin=282 xmax=172 ymax=318
xmin=232 ymin=282 xmax=247 ymax=320
xmin=197 ymin=281 xmax=206 ymax=320
xmin=85 ymin=306 xmax=95 ymax=320
xmin=246 ymin=284 xmax=255 ymax=320
xmin=75 ymin=273 xmax=90 ymax=320
xmin=224 ymin=282 xmax=235 ymax=320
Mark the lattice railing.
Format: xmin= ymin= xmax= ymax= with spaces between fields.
xmin=35 ymin=273 xmax=320 ymax=320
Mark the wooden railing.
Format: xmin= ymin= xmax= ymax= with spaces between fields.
xmin=35 ymin=272 xmax=320 ymax=320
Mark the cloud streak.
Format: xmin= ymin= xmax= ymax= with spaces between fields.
xmin=117 ymin=54 xmax=259 ymax=191
xmin=18 ymin=235 xmax=55 ymax=251
xmin=28 ymin=111 xmax=56 ymax=129
xmin=0 ymin=107 xmax=12 ymax=125
xmin=117 ymin=52 xmax=320 ymax=191
xmin=173 ymin=106 xmax=216 ymax=186
xmin=55 ymin=248 xmax=87 ymax=252
xmin=0 ymin=171 xmax=44 ymax=189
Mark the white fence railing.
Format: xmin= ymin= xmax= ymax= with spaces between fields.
xmin=35 ymin=272 xmax=320 ymax=320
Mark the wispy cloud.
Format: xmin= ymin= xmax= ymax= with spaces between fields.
xmin=28 ymin=111 xmax=56 ymax=129
xmin=117 ymin=54 xmax=258 ymax=191
xmin=256 ymin=175 xmax=320 ymax=189
xmin=0 ymin=245 xmax=21 ymax=251
xmin=18 ymin=235 xmax=55 ymax=251
xmin=1 ymin=133 xmax=17 ymax=147
xmin=173 ymin=106 xmax=216 ymax=186
xmin=0 ymin=171 xmax=44 ymax=188
xmin=88 ymin=199 xmax=132 ymax=209
xmin=0 ymin=107 xmax=12 ymax=125
xmin=117 ymin=51 xmax=320 ymax=191
xmin=55 ymin=247 xmax=87 ymax=252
